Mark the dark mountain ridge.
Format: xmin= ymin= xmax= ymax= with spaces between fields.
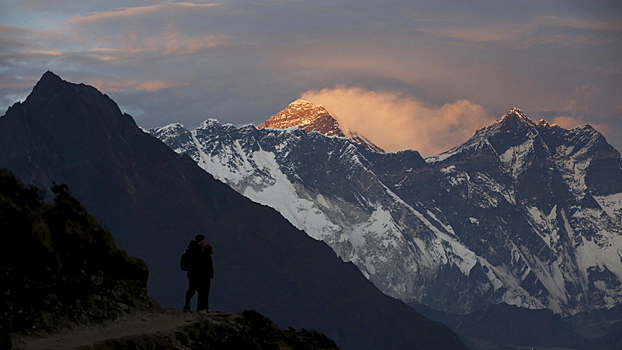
xmin=0 ymin=71 xmax=468 ymax=350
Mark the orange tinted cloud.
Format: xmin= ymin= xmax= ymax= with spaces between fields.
xmin=65 ymin=3 xmax=219 ymax=24
xmin=139 ymin=32 xmax=231 ymax=55
xmin=76 ymin=31 xmax=232 ymax=61
xmin=175 ymin=2 xmax=220 ymax=7
xmin=300 ymin=87 xmax=493 ymax=157
xmin=88 ymin=79 xmax=183 ymax=92
xmin=536 ymin=16 xmax=622 ymax=31
xmin=65 ymin=5 xmax=165 ymax=24
xmin=552 ymin=116 xmax=611 ymax=136
xmin=421 ymin=24 xmax=531 ymax=43
xmin=421 ymin=23 xmax=602 ymax=49
xmin=0 ymin=76 xmax=38 ymax=90
xmin=23 ymin=50 xmax=62 ymax=56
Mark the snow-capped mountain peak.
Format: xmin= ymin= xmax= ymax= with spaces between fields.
xmin=492 ymin=107 xmax=537 ymax=130
xmin=503 ymin=107 xmax=528 ymax=120
xmin=289 ymin=98 xmax=330 ymax=114
xmin=259 ymin=99 xmax=337 ymax=133
xmin=259 ymin=99 xmax=384 ymax=153
xmin=428 ymin=107 xmax=539 ymax=163
xmin=152 ymin=106 xmax=622 ymax=318
xmin=536 ymin=119 xmax=558 ymax=128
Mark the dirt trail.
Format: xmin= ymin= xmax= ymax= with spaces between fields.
xmin=12 ymin=309 xmax=229 ymax=350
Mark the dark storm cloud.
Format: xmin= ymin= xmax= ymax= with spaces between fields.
xmin=1 ymin=0 xmax=621 ymax=154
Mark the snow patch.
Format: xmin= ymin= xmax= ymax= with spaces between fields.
xmin=408 ymin=207 xmax=477 ymax=275
xmin=594 ymin=193 xmax=622 ymax=223
xmin=499 ymin=138 xmax=534 ymax=179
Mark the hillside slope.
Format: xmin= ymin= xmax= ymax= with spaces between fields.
xmin=14 ymin=309 xmax=339 ymax=350
xmin=0 ymin=71 xmax=468 ymax=350
xmin=0 ymin=169 xmax=339 ymax=350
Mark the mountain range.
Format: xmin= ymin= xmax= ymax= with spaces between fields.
xmin=0 ymin=71 xmax=468 ymax=350
xmin=151 ymin=100 xmax=622 ymax=319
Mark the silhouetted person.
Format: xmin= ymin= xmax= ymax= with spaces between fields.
xmin=183 ymin=234 xmax=214 ymax=313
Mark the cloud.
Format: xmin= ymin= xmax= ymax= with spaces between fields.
xmin=557 ymin=83 xmax=600 ymax=117
xmin=1 ymin=23 xmax=233 ymax=64
xmin=551 ymin=115 xmax=611 ymax=136
xmin=0 ymin=25 xmax=51 ymax=51
xmin=420 ymin=24 xmax=531 ymax=44
xmin=0 ymin=24 xmax=31 ymax=39
xmin=420 ymin=15 xmax=614 ymax=49
xmin=175 ymin=2 xmax=220 ymax=7
xmin=94 ymin=31 xmax=233 ymax=58
xmin=65 ymin=5 xmax=166 ymax=24
xmin=0 ymin=24 xmax=87 ymax=60
xmin=551 ymin=116 xmax=583 ymax=129
xmin=87 ymin=79 xmax=184 ymax=92
xmin=65 ymin=2 xmax=219 ymax=24
xmin=536 ymin=16 xmax=622 ymax=31
xmin=0 ymin=76 xmax=38 ymax=90
xmin=61 ymin=5 xmax=235 ymax=59
xmin=300 ymin=86 xmax=493 ymax=157
xmin=574 ymin=83 xmax=598 ymax=98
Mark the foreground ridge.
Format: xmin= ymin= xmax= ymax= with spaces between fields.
xmin=14 ymin=309 xmax=339 ymax=350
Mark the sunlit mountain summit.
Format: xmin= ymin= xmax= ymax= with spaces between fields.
xmin=259 ymin=99 xmax=338 ymax=134
xmin=259 ymin=99 xmax=384 ymax=153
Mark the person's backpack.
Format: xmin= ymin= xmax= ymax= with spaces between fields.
xmin=180 ymin=250 xmax=191 ymax=271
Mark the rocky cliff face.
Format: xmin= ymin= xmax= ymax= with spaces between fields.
xmin=421 ymin=108 xmax=622 ymax=315
xmin=152 ymin=106 xmax=622 ymax=318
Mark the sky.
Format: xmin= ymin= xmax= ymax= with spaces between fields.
xmin=1 ymin=0 xmax=621 ymax=157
